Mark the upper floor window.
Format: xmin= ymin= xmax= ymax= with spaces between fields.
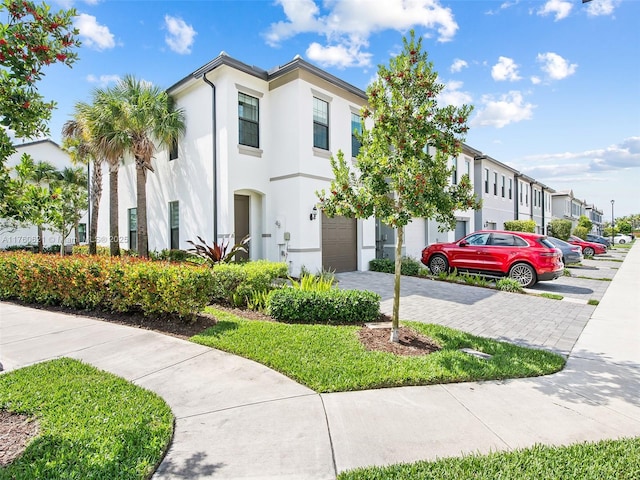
xmin=238 ymin=92 xmax=259 ymax=148
xmin=520 ymin=182 xmax=524 ymax=204
xmin=509 ymin=179 xmax=513 ymax=200
xmin=313 ymin=97 xmax=329 ymax=150
xmin=501 ymin=175 xmax=505 ymax=198
xmin=169 ymin=139 xmax=178 ymax=161
xmin=484 ymin=168 xmax=489 ymax=194
xmin=465 ymin=159 xmax=470 ymax=176
xmin=493 ymin=172 xmax=498 ymax=195
xmin=128 ymin=208 xmax=137 ymax=252
xmin=351 ymin=112 xmax=361 ymax=157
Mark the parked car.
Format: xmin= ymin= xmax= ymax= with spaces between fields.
xmin=567 ymin=236 xmax=607 ymax=256
xmin=421 ymin=230 xmax=564 ymax=288
xmin=613 ymin=233 xmax=634 ymax=244
xmin=547 ymin=237 xmax=584 ymax=266
xmin=586 ymin=234 xmax=611 ymax=248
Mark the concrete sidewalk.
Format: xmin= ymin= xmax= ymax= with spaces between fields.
xmin=1 ymin=243 xmax=639 ymax=479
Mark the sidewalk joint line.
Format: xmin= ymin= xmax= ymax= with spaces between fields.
xmin=319 ymin=393 xmax=339 ymax=478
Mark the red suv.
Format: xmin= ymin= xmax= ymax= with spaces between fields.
xmin=421 ymin=230 xmax=564 ymax=288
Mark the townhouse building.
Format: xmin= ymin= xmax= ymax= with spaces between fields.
xmin=473 ymin=154 xmax=518 ymax=231
xmin=585 ymin=204 xmax=604 ymax=235
xmin=551 ymin=190 xmax=586 ymax=230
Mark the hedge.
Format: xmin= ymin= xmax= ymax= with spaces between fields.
xmin=0 ymin=252 xmax=216 ymax=320
xmin=369 ymin=257 xmax=422 ymax=276
xmin=267 ymin=288 xmax=380 ymax=324
xmin=209 ymin=260 xmax=289 ymax=307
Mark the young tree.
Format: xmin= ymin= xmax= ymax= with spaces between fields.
xmin=317 ymin=31 xmax=480 ymax=342
xmin=0 ymin=0 xmax=80 ymax=162
xmin=47 ymin=168 xmax=87 ymax=255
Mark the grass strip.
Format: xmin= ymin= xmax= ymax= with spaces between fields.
xmin=337 ymin=437 xmax=640 ymax=480
xmin=0 ymin=358 xmax=173 ymax=480
xmin=192 ymin=307 xmax=565 ymax=393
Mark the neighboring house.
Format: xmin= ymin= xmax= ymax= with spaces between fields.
xmin=551 ymin=190 xmax=585 ymax=230
xmin=0 ymin=139 xmax=87 ymax=249
xmin=473 ymin=153 xmax=518 ymax=231
xmin=514 ymin=174 xmax=553 ymax=234
xmin=585 ymin=204 xmax=604 ymax=234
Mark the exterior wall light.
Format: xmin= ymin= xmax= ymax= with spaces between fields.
xmin=310 ymin=206 xmax=318 ymax=221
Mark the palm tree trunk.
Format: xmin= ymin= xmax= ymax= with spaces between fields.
xmin=390 ymin=226 xmax=403 ymax=343
xmin=109 ymin=164 xmax=120 ymax=256
xmin=89 ymin=158 xmax=102 ymax=255
xmin=135 ymin=159 xmax=149 ymax=258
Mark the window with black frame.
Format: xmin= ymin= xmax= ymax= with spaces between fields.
xmin=351 ymin=112 xmax=361 ymax=157
xmin=313 ymin=97 xmax=329 ymax=150
xmin=169 ymin=201 xmax=179 ymax=250
xmin=128 ymin=208 xmax=137 ymax=252
xmin=238 ymin=93 xmax=259 ymax=148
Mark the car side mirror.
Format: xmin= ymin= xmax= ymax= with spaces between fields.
xmin=459 ymin=240 xmax=468 ymax=247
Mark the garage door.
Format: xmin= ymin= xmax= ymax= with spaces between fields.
xmin=322 ymin=213 xmax=357 ymax=273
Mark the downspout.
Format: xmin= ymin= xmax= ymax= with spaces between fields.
xmin=202 ymin=73 xmax=218 ymax=243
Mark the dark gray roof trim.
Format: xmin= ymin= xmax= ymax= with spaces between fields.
xmin=168 ymin=53 xmax=367 ymax=100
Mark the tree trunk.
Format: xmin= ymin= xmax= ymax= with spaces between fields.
xmin=37 ymin=224 xmax=43 ymax=253
xmin=135 ymin=159 xmax=149 ymax=258
xmin=109 ymin=164 xmax=120 ymax=256
xmin=390 ymin=226 xmax=403 ymax=343
xmin=89 ymin=158 xmax=103 ymax=255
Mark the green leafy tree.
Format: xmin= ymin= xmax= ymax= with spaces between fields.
xmin=572 ymin=225 xmax=588 ymax=240
xmin=317 ymin=31 xmax=480 ymax=342
xmin=577 ymin=215 xmax=593 ymax=233
xmin=0 ymin=0 xmax=80 ymax=162
xmin=105 ymin=75 xmax=185 ymax=258
xmin=616 ymin=219 xmax=632 ymax=235
xmin=547 ymin=219 xmax=572 ymax=240
xmin=47 ymin=168 xmax=87 ymax=255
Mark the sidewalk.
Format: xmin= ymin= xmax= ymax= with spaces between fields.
xmin=1 ymin=244 xmax=639 ymax=479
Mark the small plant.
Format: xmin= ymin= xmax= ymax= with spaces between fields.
xmin=290 ymin=273 xmax=335 ymax=292
xmin=187 ymin=234 xmax=250 ymax=265
xmin=588 ymin=299 xmax=600 ymax=306
xmin=247 ymin=289 xmax=271 ymax=312
xmin=563 ymin=268 xmax=572 ymax=276
xmin=540 ymin=293 xmax=563 ymax=300
xmin=496 ymin=277 xmax=524 ymax=293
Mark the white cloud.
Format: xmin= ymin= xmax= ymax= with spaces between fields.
xmin=450 ymin=58 xmax=468 ymax=73
xmin=265 ymin=0 xmax=458 ymax=68
xmin=472 ymin=91 xmax=535 ymax=128
xmin=537 ymin=52 xmax=577 ymax=80
xmin=306 ymin=39 xmax=372 ymax=68
xmin=586 ymin=0 xmax=619 ymax=17
xmin=164 ymin=15 xmax=197 ymax=55
xmin=519 ymin=137 xmax=640 ymax=180
xmin=438 ymin=80 xmax=472 ymax=107
xmin=74 ymin=13 xmax=115 ymax=51
xmin=530 ymin=76 xmax=541 ymax=85
xmin=537 ymin=0 xmax=573 ymax=21
xmin=491 ymin=56 xmax=521 ymax=82
xmin=86 ymin=74 xmax=121 ymax=87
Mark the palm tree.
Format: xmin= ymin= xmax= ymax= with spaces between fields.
xmin=107 ymin=75 xmax=185 ymax=258
xmin=58 ymin=166 xmax=88 ymax=246
xmin=62 ymin=109 xmax=102 ymax=253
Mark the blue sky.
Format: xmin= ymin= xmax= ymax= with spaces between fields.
xmin=35 ymin=0 xmax=640 ymax=217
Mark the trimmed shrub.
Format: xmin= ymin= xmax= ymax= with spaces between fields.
xmin=210 ymin=260 xmax=289 ymax=307
xmin=548 ymin=219 xmax=572 ymax=240
xmin=503 ymin=220 xmax=536 ymax=233
xmin=0 ymin=252 xmax=215 ymax=320
xmin=369 ymin=257 xmax=422 ymax=276
xmin=572 ymin=225 xmax=588 ymax=240
xmin=267 ymin=288 xmax=380 ymax=324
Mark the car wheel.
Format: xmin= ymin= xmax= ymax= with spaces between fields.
xmin=584 ymin=247 xmax=595 ymax=256
xmin=619 ymin=239 xmax=626 ymax=244
xmin=428 ymin=254 xmax=449 ymax=275
xmin=508 ymin=263 xmax=536 ymax=288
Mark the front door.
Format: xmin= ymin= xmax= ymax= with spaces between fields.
xmin=234 ymin=194 xmax=250 ymax=261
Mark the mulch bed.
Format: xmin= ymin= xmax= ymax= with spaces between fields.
xmin=0 ymin=411 xmax=39 ymax=467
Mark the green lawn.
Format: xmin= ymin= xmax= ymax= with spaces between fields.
xmin=192 ymin=307 xmax=565 ymax=393
xmin=0 ymin=358 xmax=173 ymax=480
xmin=338 ymin=437 xmax=640 ymax=480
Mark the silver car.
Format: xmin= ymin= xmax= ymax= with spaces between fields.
xmin=547 ymin=237 xmax=584 ymax=265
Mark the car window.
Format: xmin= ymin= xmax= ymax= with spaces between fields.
xmin=465 ymin=233 xmax=490 ymax=246
xmin=513 ymin=236 xmax=528 ymax=246
xmin=540 ymin=238 xmax=556 ymax=249
xmin=488 ymin=233 xmax=515 ymax=246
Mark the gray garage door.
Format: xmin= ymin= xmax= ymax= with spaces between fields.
xmin=322 ymin=214 xmax=357 ymax=273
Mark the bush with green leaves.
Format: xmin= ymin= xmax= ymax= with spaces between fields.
xmin=369 ymin=257 xmax=423 ymax=276
xmin=548 ymin=219 xmax=572 ymax=240
xmin=209 ymin=260 xmax=289 ymax=307
xmin=503 ymin=220 xmax=536 ymax=233
xmin=0 ymin=252 xmax=216 ymax=319
xmin=572 ymin=225 xmax=588 ymax=240
xmin=267 ymin=288 xmax=380 ymax=324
